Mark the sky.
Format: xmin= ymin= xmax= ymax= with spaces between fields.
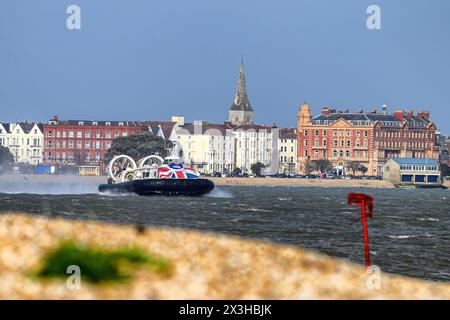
xmin=1 ymin=0 xmax=449 ymax=133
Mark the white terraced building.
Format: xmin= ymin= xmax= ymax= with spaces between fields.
xmin=0 ymin=122 xmax=44 ymax=165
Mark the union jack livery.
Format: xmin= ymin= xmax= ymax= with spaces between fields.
xmin=157 ymin=164 xmax=200 ymax=179
xmin=100 ymin=154 xmax=213 ymax=196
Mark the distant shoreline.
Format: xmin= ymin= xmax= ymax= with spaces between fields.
xmin=1 ymin=174 xmax=448 ymax=189
xmin=209 ymin=177 xmax=395 ymax=188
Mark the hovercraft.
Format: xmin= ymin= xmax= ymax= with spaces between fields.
xmin=98 ymin=155 xmax=214 ymax=196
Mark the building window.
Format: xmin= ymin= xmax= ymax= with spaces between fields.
xmin=315 ymin=130 xmax=319 ymax=136
xmin=304 ymin=130 xmax=308 ymax=136
xmin=364 ymin=131 xmax=368 ymax=137
xmin=85 ymin=141 xmax=90 ymax=149
xmin=85 ymin=131 xmax=91 ymax=138
xmin=304 ymin=140 xmax=308 ymax=146
xmin=69 ymin=131 xmax=74 ymax=138
xmin=77 ymin=131 xmax=82 ymax=138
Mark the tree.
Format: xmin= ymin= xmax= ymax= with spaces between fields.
xmin=348 ymin=161 xmax=368 ymax=175
xmin=302 ymin=158 xmax=315 ymax=174
xmin=441 ymin=163 xmax=450 ymax=177
xmin=312 ymin=159 xmax=332 ymax=173
xmin=251 ymin=162 xmax=266 ymax=176
xmin=105 ymin=132 xmax=173 ymax=164
xmin=0 ymin=146 xmax=14 ymax=174
xmin=232 ymin=167 xmax=242 ymax=176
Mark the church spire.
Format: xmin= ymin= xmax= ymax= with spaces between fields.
xmin=230 ymin=58 xmax=253 ymax=112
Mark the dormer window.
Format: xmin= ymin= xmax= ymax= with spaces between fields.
xmin=106 ymin=122 xmax=111 ymax=126
xmin=93 ymin=122 xmax=98 ymax=126
xmin=78 ymin=121 xmax=84 ymax=126
xmin=119 ymin=122 xmax=124 ymax=126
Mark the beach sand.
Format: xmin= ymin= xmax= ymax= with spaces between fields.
xmin=0 ymin=213 xmax=448 ymax=299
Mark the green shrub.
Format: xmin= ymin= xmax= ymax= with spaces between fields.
xmin=36 ymin=241 xmax=171 ymax=283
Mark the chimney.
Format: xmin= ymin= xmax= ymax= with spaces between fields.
xmin=321 ymin=107 xmax=330 ymax=116
xmin=406 ymin=110 xmax=414 ymax=118
xmin=418 ymin=111 xmax=430 ymax=119
xmin=393 ymin=110 xmax=404 ymax=120
xmin=381 ymin=104 xmax=388 ymax=113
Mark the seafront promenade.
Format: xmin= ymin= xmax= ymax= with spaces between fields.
xmin=1 ymin=174 xmax=449 ymax=189
xmin=0 ymin=174 xmax=399 ymax=189
xmin=0 ymin=213 xmax=449 ymax=299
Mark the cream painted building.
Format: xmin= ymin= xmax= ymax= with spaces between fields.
xmin=233 ymin=125 xmax=279 ymax=174
xmin=0 ymin=122 xmax=44 ymax=165
xmin=383 ymin=158 xmax=441 ymax=185
xmin=278 ymin=128 xmax=297 ymax=174
xmin=176 ymin=121 xmax=235 ymax=174
xmin=175 ymin=121 xmax=279 ymax=175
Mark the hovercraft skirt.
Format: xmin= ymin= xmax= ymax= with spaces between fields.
xmin=98 ymin=179 xmax=215 ymax=196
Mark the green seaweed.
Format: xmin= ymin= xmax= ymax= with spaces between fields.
xmin=36 ymin=241 xmax=171 ymax=283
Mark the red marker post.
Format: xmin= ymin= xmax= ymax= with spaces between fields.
xmin=348 ymin=193 xmax=374 ymax=272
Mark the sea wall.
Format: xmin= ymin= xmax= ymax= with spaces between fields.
xmin=0 ymin=213 xmax=448 ymax=299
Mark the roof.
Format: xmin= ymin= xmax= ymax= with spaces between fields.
xmin=232 ymin=124 xmax=273 ymax=132
xmin=311 ymin=111 xmax=432 ymax=127
xmin=0 ymin=123 xmax=11 ymax=133
xmin=179 ymin=123 xmax=233 ymax=135
xmin=391 ymin=158 xmax=439 ymax=165
xmin=142 ymin=121 xmax=177 ymax=139
xmin=279 ymin=128 xmax=297 ymax=139
xmin=0 ymin=123 xmax=42 ymax=134
xmin=18 ymin=122 xmax=35 ymax=134
xmin=45 ymin=119 xmax=176 ymax=138
xmin=47 ymin=119 xmax=146 ymax=127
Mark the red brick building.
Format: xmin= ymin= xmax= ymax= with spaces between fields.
xmin=297 ymin=104 xmax=439 ymax=176
xmin=43 ymin=116 xmax=148 ymax=166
